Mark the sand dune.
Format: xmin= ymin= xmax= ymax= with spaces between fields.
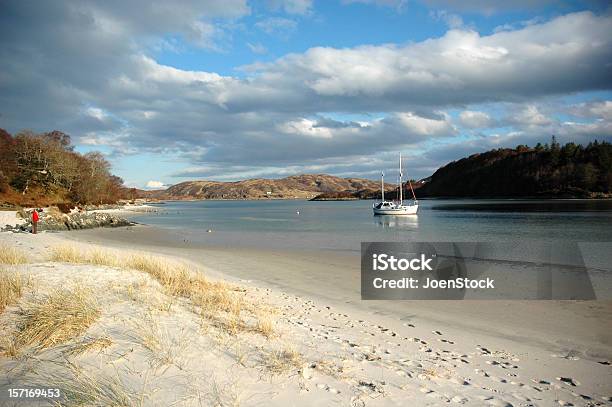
xmin=0 ymin=231 xmax=611 ymax=406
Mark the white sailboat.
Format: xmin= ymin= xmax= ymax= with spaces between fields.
xmin=373 ymin=153 xmax=418 ymax=215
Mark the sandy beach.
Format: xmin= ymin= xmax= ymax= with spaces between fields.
xmin=1 ymin=225 xmax=611 ymax=406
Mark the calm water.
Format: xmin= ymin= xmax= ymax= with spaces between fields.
xmin=128 ymin=199 xmax=612 ymax=253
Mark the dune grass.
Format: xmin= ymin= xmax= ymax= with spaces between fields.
xmin=49 ymin=244 xmax=275 ymax=338
xmin=262 ymin=346 xmax=304 ymax=376
xmin=128 ymin=312 xmax=187 ymax=369
xmin=64 ymin=335 xmax=113 ymax=357
xmin=254 ymin=312 xmax=275 ymax=339
xmin=205 ymin=376 xmax=241 ymax=407
xmin=36 ymin=363 xmax=136 ymax=407
xmin=0 ymin=243 xmax=28 ymax=264
xmin=11 ymin=286 xmax=100 ymax=353
xmin=0 ymin=271 xmax=27 ymax=313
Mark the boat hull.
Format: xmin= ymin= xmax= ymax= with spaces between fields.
xmin=373 ymin=205 xmax=418 ymax=215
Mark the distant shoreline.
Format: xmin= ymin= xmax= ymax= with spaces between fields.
xmin=156 ymin=196 xmax=612 ymax=202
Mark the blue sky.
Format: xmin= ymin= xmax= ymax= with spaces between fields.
xmin=153 ymin=1 xmax=608 ymax=75
xmin=1 ymin=0 xmax=611 ymax=188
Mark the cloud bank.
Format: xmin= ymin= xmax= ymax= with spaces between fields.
xmin=0 ymin=1 xmax=610 ymax=183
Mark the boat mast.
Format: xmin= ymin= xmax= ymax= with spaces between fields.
xmin=398 ymin=153 xmax=403 ymax=205
xmin=381 ymin=171 xmax=385 ymax=201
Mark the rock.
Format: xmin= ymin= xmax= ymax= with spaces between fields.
xmin=35 ymin=211 xmax=134 ymax=231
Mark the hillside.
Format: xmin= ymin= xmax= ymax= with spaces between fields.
xmin=152 ymin=174 xmax=390 ymax=200
xmin=416 ymin=140 xmax=612 ymax=198
xmin=0 ymin=129 xmax=136 ymax=207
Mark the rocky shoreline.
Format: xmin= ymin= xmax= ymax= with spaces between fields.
xmin=1 ymin=210 xmax=134 ymax=233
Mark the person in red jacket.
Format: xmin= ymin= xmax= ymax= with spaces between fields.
xmin=32 ymin=209 xmax=39 ymax=234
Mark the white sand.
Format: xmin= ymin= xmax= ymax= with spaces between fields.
xmin=1 ymin=231 xmax=611 ymax=406
xmin=0 ymin=211 xmax=24 ymax=228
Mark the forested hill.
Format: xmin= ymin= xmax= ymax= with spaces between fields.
xmin=0 ymin=129 xmax=139 ymax=206
xmin=417 ymin=139 xmax=612 ymax=198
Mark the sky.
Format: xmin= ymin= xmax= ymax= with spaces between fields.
xmin=0 ymin=0 xmax=611 ymax=189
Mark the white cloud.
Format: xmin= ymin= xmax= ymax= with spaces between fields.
xmin=86 ymin=107 xmax=107 ymax=120
xmin=569 ymin=100 xmax=612 ymax=121
xmin=145 ymin=180 xmax=166 ymax=189
xmin=431 ymin=10 xmax=464 ymax=29
xmin=247 ymin=42 xmax=268 ymax=54
xmin=239 ymin=12 xmax=612 ymax=110
xmin=423 ymin=0 xmax=556 ymax=15
xmin=395 ymin=112 xmax=456 ymax=136
xmin=255 ymin=17 xmax=298 ymax=36
xmin=268 ymin=0 xmax=313 ymax=15
xmin=342 ymin=0 xmax=408 ymax=11
xmin=507 ymin=105 xmax=552 ymax=127
xmin=459 ymin=110 xmax=493 ymax=128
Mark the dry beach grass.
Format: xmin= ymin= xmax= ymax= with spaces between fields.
xmin=0 ymin=240 xmax=291 ymax=406
xmin=50 ymin=244 xmax=271 ymax=338
xmin=0 ymin=271 xmax=27 ymax=313
xmin=10 ymin=286 xmax=100 ymax=353
xmin=0 ymin=243 xmax=28 ymax=265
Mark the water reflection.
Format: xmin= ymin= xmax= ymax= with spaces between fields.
xmin=373 ymin=215 xmax=419 ymax=229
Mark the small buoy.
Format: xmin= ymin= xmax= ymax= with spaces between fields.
xmin=207 ymin=229 xmax=212 ymax=233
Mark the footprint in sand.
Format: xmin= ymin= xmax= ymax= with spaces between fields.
xmin=449 ymin=377 xmax=470 ymax=386
xmin=556 ymin=377 xmax=580 ymax=387
xmin=510 ymin=392 xmax=530 ymax=402
xmin=477 ymin=346 xmax=492 ymax=355
xmin=551 ymin=353 xmax=580 ymax=361
xmin=316 ymin=383 xmax=340 ymax=394
xmin=418 ymin=387 xmax=446 ymax=401
xmin=402 ymin=360 xmax=422 ymax=368
xmin=451 ymin=395 xmax=469 ymax=403
xmin=474 ymin=369 xmax=490 ymax=378
xmin=485 ymin=360 xmax=516 ymax=369
xmin=484 ymin=398 xmax=514 ymax=407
